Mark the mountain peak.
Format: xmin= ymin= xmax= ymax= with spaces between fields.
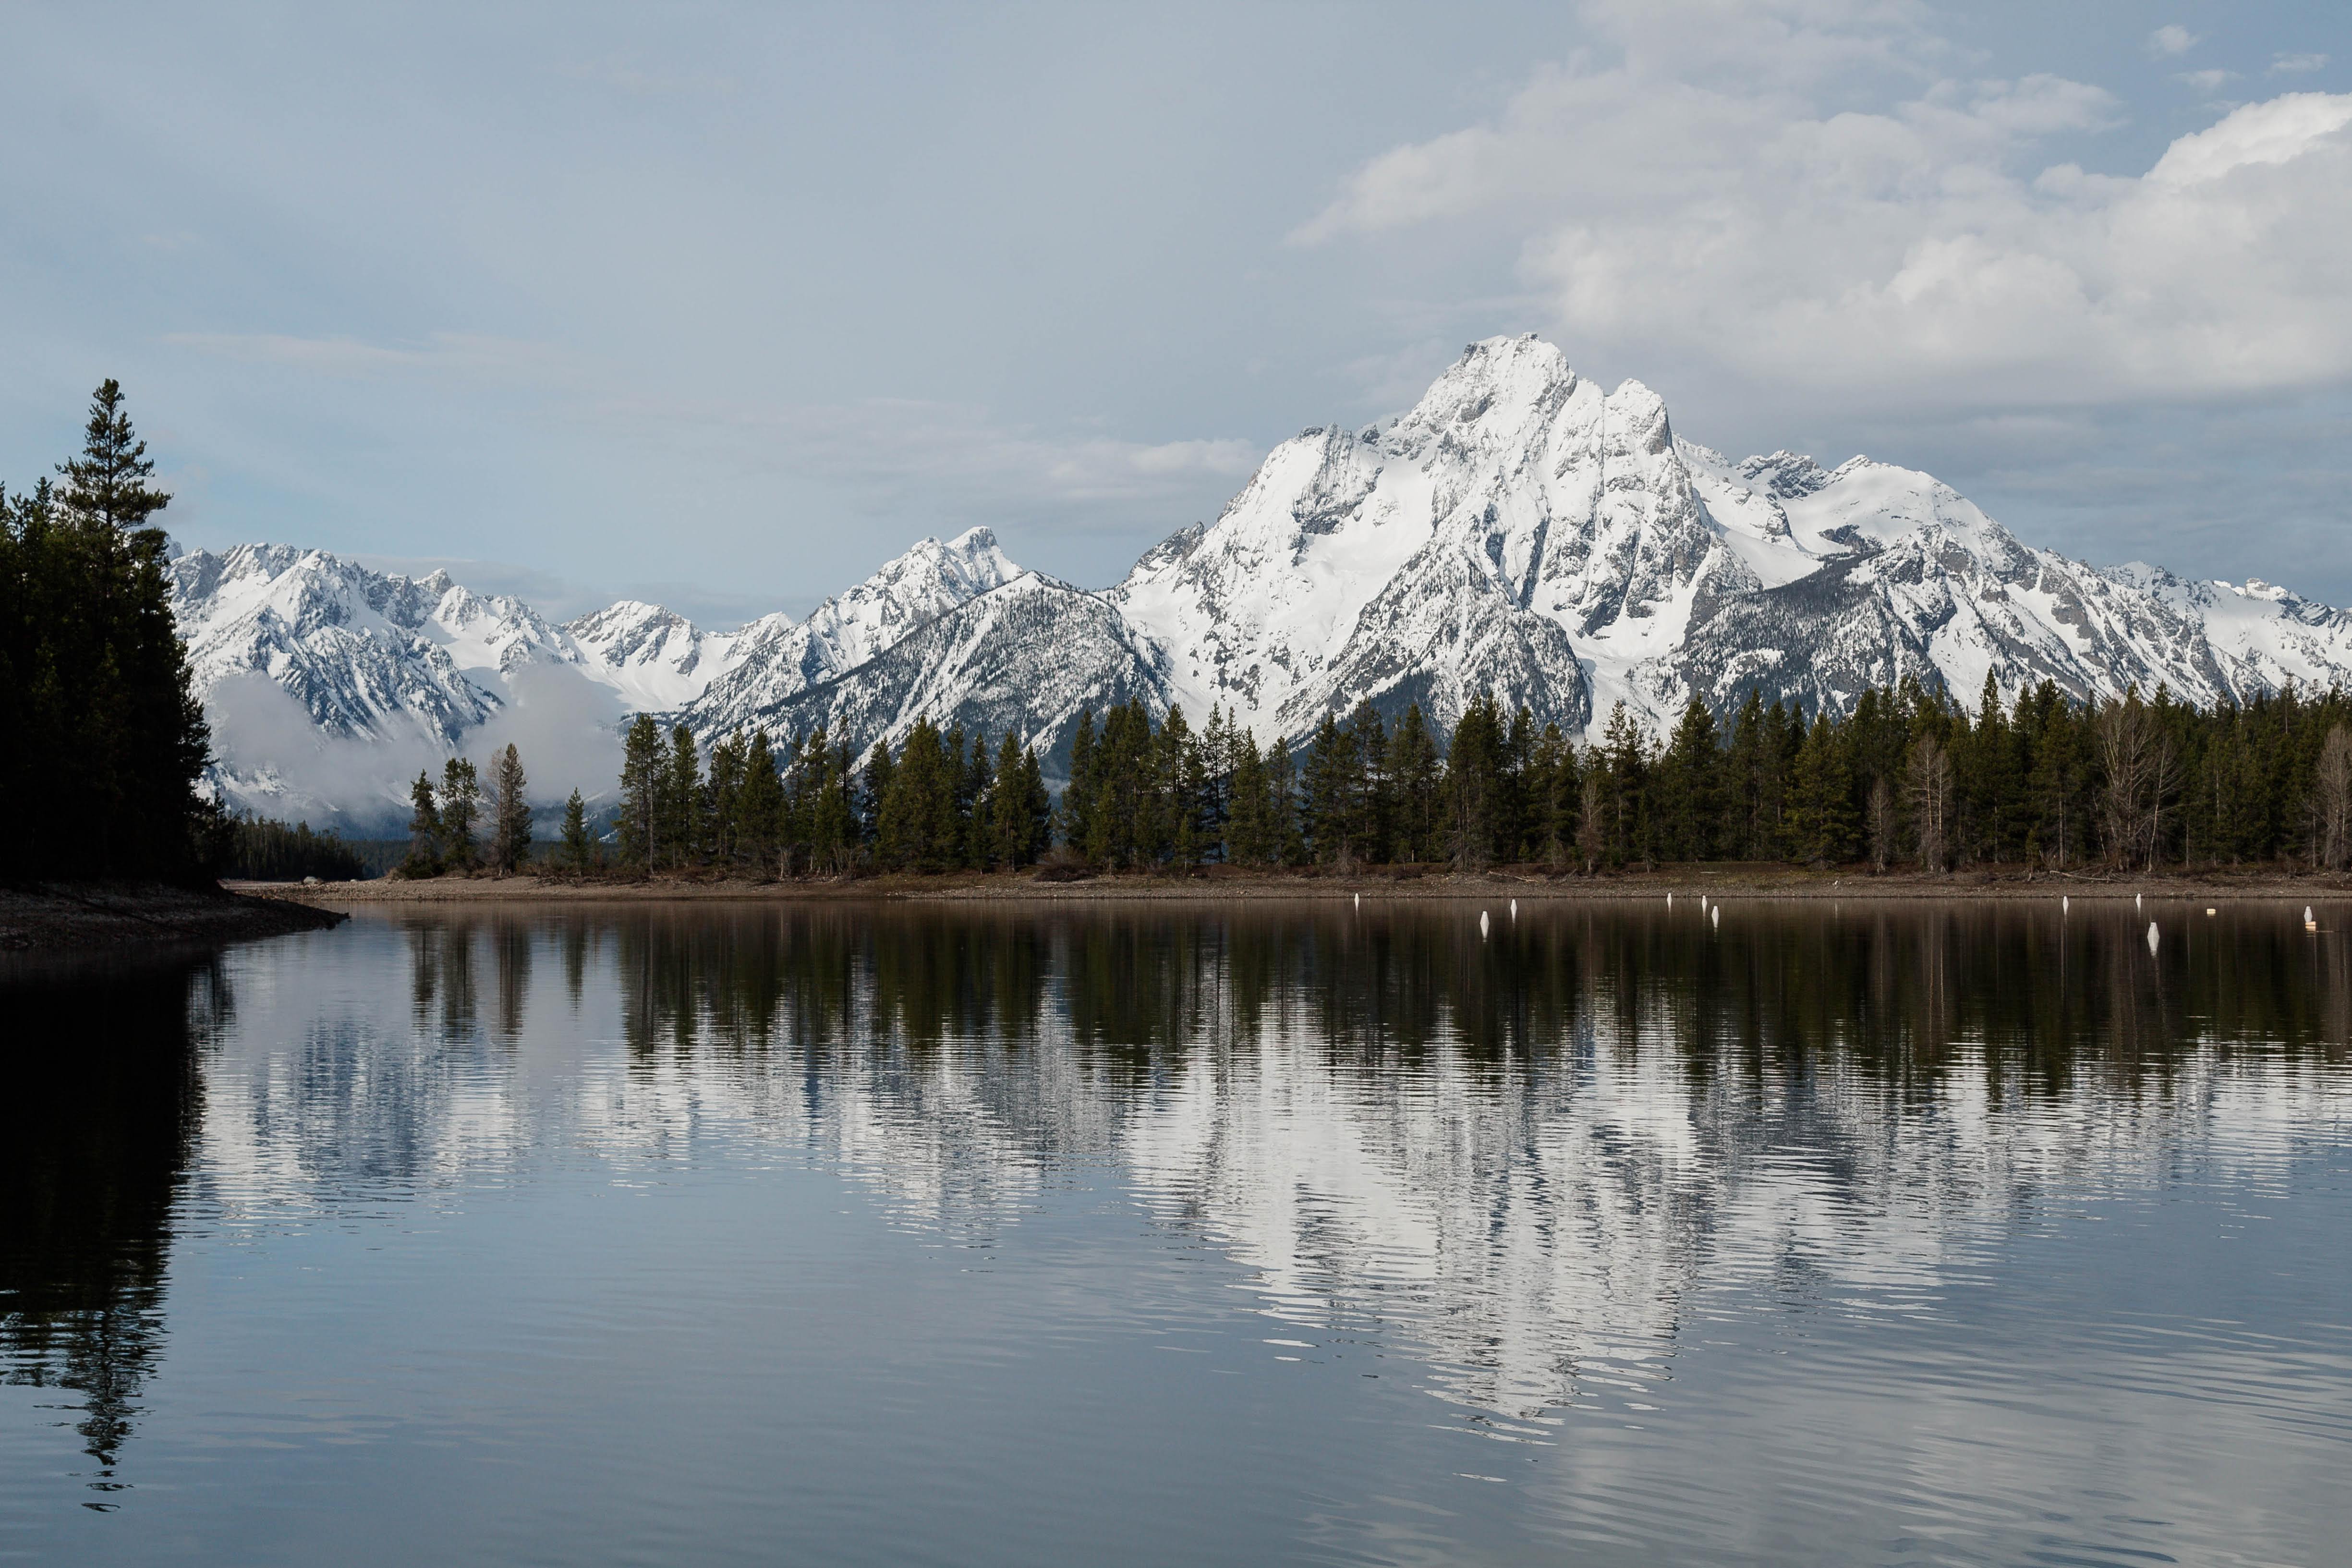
xmin=166 ymin=334 xmax=2352 ymax=827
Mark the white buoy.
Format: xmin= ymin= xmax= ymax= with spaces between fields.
xmin=1480 ymin=910 xmax=1490 ymax=939
xmin=1354 ymin=892 xmax=1359 ymax=910
xmin=1711 ymin=906 xmax=1721 ymax=929
xmin=2207 ymin=908 xmax=2216 ymax=917
xmin=2136 ymin=893 xmax=2143 ymax=909
xmin=1667 ymin=893 xmax=1673 ymax=907
xmin=2147 ymin=921 xmax=2160 ymax=954
xmin=1510 ymin=898 xmax=1517 ymax=921
xmin=2062 ymin=895 xmax=2069 ymax=913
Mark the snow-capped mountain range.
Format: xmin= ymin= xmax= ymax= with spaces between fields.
xmin=172 ymin=335 xmax=2352 ymax=824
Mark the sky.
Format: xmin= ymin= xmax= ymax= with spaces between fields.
xmin=4 ymin=0 xmax=2349 ymax=625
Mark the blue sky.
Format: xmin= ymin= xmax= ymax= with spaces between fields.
xmin=4 ymin=1 xmax=2349 ymax=623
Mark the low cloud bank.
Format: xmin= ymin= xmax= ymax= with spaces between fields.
xmin=205 ymin=664 xmax=628 ymax=834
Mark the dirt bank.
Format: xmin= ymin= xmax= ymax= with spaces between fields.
xmin=262 ymin=864 xmax=2352 ymax=907
xmin=0 ymin=882 xmax=348 ymax=951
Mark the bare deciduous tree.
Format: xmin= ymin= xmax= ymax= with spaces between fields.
xmin=1905 ymin=735 xmax=1953 ymax=872
xmin=1576 ymin=766 xmax=1605 ymax=873
xmin=2095 ymin=693 xmax=2177 ymax=871
xmin=2316 ymin=724 xmax=2352 ymax=872
xmin=1867 ymin=775 xmax=1897 ymax=873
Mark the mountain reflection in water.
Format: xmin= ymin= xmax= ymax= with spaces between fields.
xmin=568 ymin=901 xmax=2352 ymax=1420
xmin=5 ymin=899 xmax=2350 ymax=1564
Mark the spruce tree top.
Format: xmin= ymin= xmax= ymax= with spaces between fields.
xmin=59 ymin=379 xmax=172 ymax=535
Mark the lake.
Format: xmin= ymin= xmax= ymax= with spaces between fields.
xmin=5 ymin=898 xmax=2351 ymax=1566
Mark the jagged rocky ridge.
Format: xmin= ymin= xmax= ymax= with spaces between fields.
xmin=172 ymin=335 xmax=2352 ymax=821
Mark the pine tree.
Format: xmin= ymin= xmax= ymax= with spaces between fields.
xmin=1086 ymin=702 xmax=1155 ymax=868
xmin=1597 ymin=702 xmax=1648 ymax=865
xmin=1020 ymin=745 xmax=1052 ymax=865
xmin=1657 ymin=695 xmax=1721 ymax=861
xmin=1528 ymin=722 xmax=1576 ymax=868
xmin=1060 ymin=707 xmax=1098 ymax=859
xmin=1224 ymin=730 xmax=1272 ymax=865
xmin=861 ymin=740 xmax=896 ymax=859
xmin=1160 ymin=705 xmax=1206 ymax=868
xmin=987 ymin=730 xmax=1028 ymax=868
xmin=439 ymin=757 xmax=482 ymax=872
xmin=740 ymin=730 xmax=786 ymax=877
xmin=812 ymin=738 xmax=856 ymax=874
xmin=0 ymin=381 xmax=211 ymax=879
xmin=57 ymin=382 xmax=173 ymax=533
xmin=1789 ymin=712 xmax=1856 ymax=866
xmin=1301 ymin=711 xmax=1354 ymax=865
xmin=1267 ymin=739 xmax=1305 ymax=865
xmin=1347 ymin=702 xmax=1390 ymax=866
xmin=489 ymin=743 xmax=531 ymax=875
xmin=667 ymin=725 xmax=704 ymax=869
xmin=879 ymin=718 xmax=958 ymax=871
xmin=559 ymin=789 xmax=592 ymax=873
xmin=964 ymin=729 xmax=996 ymax=870
xmin=1446 ymin=693 xmax=1507 ymax=868
xmin=706 ymin=732 xmax=746 ymax=870
xmin=1200 ymin=705 xmax=1234 ymax=858
xmin=616 ymin=714 xmax=663 ymax=872
xmin=1722 ymin=690 xmax=1766 ymax=856
xmin=1386 ymin=703 xmax=1442 ymax=863
xmin=401 ymin=770 xmax=443 ymax=878
xmin=1500 ymin=705 xmax=1535 ymax=862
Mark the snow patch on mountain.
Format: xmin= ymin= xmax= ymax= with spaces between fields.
xmin=170 ymin=336 xmax=2352 ymax=824
xmin=685 ymin=528 xmax=1021 ymax=740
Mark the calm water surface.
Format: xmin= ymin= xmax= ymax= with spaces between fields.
xmin=4 ymin=898 xmax=2351 ymax=1566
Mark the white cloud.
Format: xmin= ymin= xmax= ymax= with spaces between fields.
xmin=1296 ymin=5 xmax=2352 ymax=414
xmin=2271 ymin=53 xmax=2329 ymax=75
xmin=2175 ymin=69 xmax=2238 ymax=97
xmin=207 ymin=663 xmax=626 ymax=829
xmin=588 ymin=393 xmax=1259 ymax=524
xmin=2148 ymin=24 xmax=2200 ymax=58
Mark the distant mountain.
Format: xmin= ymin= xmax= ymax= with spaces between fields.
xmin=171 ymin=336 xmax=2352 ymax=822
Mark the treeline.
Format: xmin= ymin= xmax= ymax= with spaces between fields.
xmin=1052 ymin=678 xmax=2352 ymax=875
xmin=218 ymin=816 xmax=368 ymax=882
xmin=605 ymin=674 xmax=2352 ymax=880
xmin=0 ymin=382 xmax=212 ymax=881
xmin=611 ymin=714 xmax=1052 ymax=875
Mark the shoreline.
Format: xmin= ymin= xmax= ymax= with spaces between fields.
xmin=252 ymin=864 xmax=2352 ymax=908
xmin=0 ymin=881 xmax=348 ymax=952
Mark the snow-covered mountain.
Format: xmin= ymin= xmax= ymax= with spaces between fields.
xmin=685 ymin=527 xmax=1022 ymax=739
xmin=172 ymin=336 xmax=2352 ymax=821
xmin=171 ymin=544 xmax=574 ymax=748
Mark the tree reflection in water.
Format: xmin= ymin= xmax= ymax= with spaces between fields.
xmin=0 ymin=953 xmax=225 ymax=1502
xmin=9 ymin=900 xmax=2347 ymax=1492
xmin=575 ymin=899 xmax=2352 ymax=1078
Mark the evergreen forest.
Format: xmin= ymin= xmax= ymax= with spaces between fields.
xmin=0 ymin=383 xmax=213 ymax=880
xmin=218 ymin=816 xmax=369 ymax=883
xmin=561 ymin=677 xmax=2352 ymax=881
